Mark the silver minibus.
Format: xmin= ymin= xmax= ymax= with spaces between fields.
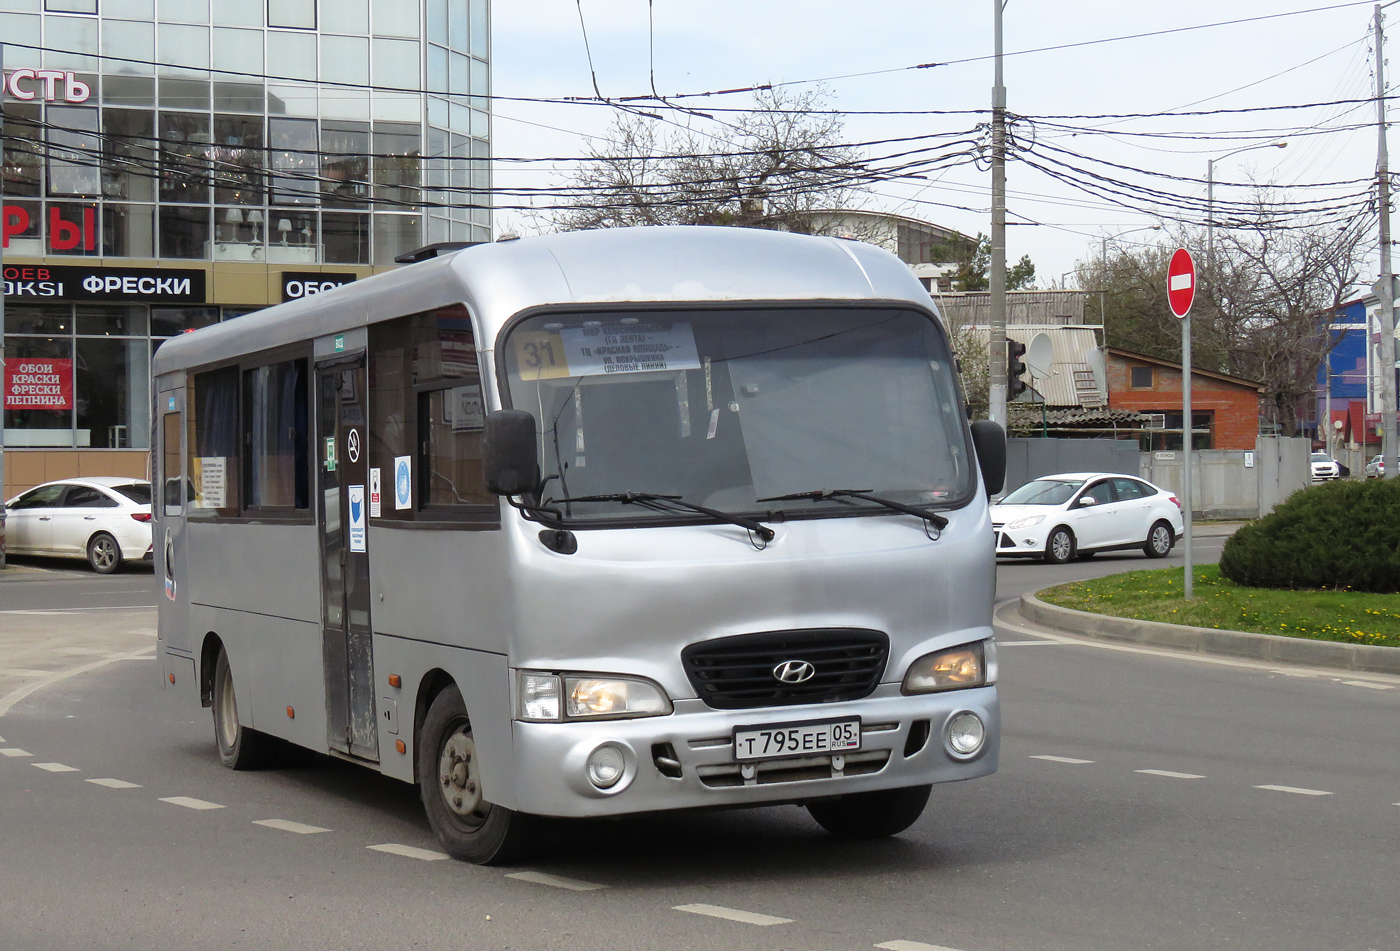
xmin=153 ymin=226 xmax=1006 ymax=864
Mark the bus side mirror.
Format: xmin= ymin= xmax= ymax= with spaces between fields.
xmin=484 ymin=410 xmax=541 ymax=496
xmin=970 ymin=420 xmax=1006 ymax=496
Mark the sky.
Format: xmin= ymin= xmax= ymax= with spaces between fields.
xmin=490 ymin=1 xmax=1384 ymax=289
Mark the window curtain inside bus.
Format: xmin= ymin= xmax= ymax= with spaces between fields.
xmin=245 ymin=359 xmax=309 ymax=509
xmin=189 ymin=367 xmax=240 ymax=515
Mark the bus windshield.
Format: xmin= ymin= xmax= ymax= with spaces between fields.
xmin=501 ymin=307 xmax=974 ymax=523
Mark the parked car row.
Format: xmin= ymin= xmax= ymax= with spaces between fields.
xmin=3 ymin=478 xmax=153 ymax=573
xmin=990 ymin=472 xmax=1184 ymax=564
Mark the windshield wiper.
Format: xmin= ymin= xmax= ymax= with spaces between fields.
xmin=545 ymin=491 xmax=776 ymax=542
xmin=755 ymin=488 xmax=950 ymax=530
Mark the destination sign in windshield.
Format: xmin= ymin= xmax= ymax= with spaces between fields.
xmin=512 ymin=321 xmax=700 ymax=380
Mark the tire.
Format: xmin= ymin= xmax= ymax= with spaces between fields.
xmin=1043 ymin=526 xmax=1075 ymax=564
xmin=1144 ymin=520 xmax=1174 ymax=559
xmin=212 ymin=648 xmax=280 ymax=770
xmin=807 ymin=784 xmax=932 ymax=838
xmin=86 ymin=532 xmax=122 ymax=574
xmin=418 ymin=685 xmax=535 ymax=864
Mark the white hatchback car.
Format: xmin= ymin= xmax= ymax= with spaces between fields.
xmin=990 ymin=472 xmax=1184 ymax=564
xmin=4 ymin=477 xmax=153 ymax=573
xmin=1310 ymin=453 xmax=1340 ymax=481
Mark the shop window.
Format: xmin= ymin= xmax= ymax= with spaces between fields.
xmin=47 ymin=107 xmax=101 ymax=198
xmin=3 ymin=335 xmax=73 ymax=447
xmin=270 ymin=116 xmax=318 ymax=205
xmin=4 ymin=304 xmax=70 ymax=336
xmin=212 ymin=114 xmax=266 ymax=205
xmin=103 ymin=204 xmax=157 ymax=258
xmin=268 ymin=0 xmax=314 ymax=29
xmin=243 ymin=359 xmax=309 ymax=511
xmin=152 ymin=306 xmax=220 ymax=336
xmin=77 ymin=305 xmax=148 ymax=337
xmin=102 ymin=110 xmax=157 ymax=202
xmin=158 ymin=112 xmax=212 ymax=203
xmin=2 ymin=103 xmax=43 ymax=198
xmin=1130 ymin=365 xmax=1153 ymax=388
xmin=322 ymin=123 xmax=371 ymax=208
xmin=372 ymin=213 xmax=421 ymax=266
xmin=368 ymin=305 xmax=492 ymax=521
xmin=76 ymin=338 xmax=151 ymax=449
xmin=188 ymin=367 xmax=240 ymax=516
xmin=267 ymin=208 xmax=318 ymax=264
xmin=323 ymin=212 xmax=369 ymax=264
xmin=159 ymin=205 xmax=211 ymax=259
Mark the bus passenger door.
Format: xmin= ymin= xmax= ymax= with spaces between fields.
xmin=156 ymin=387 xmax=189 ymax=664
xmin=316 ymin=358 xmax=379 ymax=761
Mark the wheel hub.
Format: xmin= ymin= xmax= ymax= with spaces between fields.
xmin=439 ymin=731 xmax=482 ymax=817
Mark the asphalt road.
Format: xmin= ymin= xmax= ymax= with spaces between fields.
xmin=1 ymin=539 xmax=1397 ymax=951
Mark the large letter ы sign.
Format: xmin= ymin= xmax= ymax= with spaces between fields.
xmin=4 ymin=359 xmax=74 ymax=410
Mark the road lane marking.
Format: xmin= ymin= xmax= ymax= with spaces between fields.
xmin=877 ymin=942 xmax=968 ymax=951
xmin=0 ymin=647 xmax=156 ymax=717
xmin=673 ymin=904 xmax=792 ymax=926
xmin=1255 ymin=784 xmax=1332 ymax=796
xmin=32 ymin=762 xmax=78 ymax=772
xmin=0 ymin=748 xmax=33 ymax=757
xmin=367 ymin=843 xmax=449 ymax=861
xmin=253 ymin=819 xmax=330 ymax=835
xmin=506 ymin=871 xmax=607 ymax=891
xmin=1136 ymin=769 xmax=1206 ymax=779
xmin=1342 ymin=680 xmax=1394 ymax=690
xmin=87 ymin=778 xmax=141 ymax=789
xmin=1030 ymin=755 xmax=1094 ymax=764
xmin=159 ymin=796 xmax=225 ymax=810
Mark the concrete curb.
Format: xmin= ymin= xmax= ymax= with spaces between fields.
xmin=1020 ymin=592 xmax=1400 ymax=675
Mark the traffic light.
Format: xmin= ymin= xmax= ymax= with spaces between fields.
xmin=1007 ymin=337 xmax=1029 ymax=399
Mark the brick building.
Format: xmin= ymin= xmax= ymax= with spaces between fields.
xmin=1106 ymin=348 xmax=1263 ymax=450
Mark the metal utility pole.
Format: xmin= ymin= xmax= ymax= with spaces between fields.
xmin=988 ymin=0 xmax=1008 ymax=427
xmin=1375 ymin=4 xmax=1398 ymax=479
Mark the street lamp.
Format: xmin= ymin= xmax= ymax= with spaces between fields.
xmin=1205 ymin=141 xmax=1287 ymax=280
xmin=1099 ymin=225 xmax=1161 ymax=322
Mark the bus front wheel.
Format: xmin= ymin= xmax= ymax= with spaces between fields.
xmin=806 ymin=784 xmax=932 ymax=838
xmin=418 ymin=685 xmax=534 ymax=864
xmin=212 ymin=648 xmax=280 ymax=770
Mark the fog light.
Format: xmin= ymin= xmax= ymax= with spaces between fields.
xmin=585 ymin=745 xmax=626 ymax=789
xmin=947 ymin=712 xmax=986 ymax=757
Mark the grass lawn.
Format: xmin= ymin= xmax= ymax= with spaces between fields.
xmin=1039 ymin=564 xmax=1400 ymax=649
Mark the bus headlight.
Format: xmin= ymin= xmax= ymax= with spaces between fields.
xmin=902 ymin=640 xmax=997 ymax=694
xmin=516 ymin=671 xmax=673 ymax=721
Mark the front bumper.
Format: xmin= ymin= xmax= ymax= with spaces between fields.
xmin=993 ymin=523 xmax=1050 ymax=556
xmin=509 ymin=684 xmax=999 ymax=818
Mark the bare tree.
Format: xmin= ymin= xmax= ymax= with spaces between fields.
xmin=540 ymin=88 xmax=869 ymax=233
xmin=1076 ymin=192 xmax=1369 ymax=436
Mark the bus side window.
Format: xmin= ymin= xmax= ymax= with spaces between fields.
xmin=187 ymin=367 xmax=241 ymax=517
xmin=163 ymin=410 xmax=184 ymax=516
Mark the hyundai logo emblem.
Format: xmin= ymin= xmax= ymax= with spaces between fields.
xmin=773 ymin=660 xmax=816 ymax=684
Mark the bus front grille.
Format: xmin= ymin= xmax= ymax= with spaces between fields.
xmin=681 ymin=629 xmax=889 ymax=710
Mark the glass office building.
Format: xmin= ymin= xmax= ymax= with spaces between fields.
xmin=1 ymin=0 xmax=490 ymax=497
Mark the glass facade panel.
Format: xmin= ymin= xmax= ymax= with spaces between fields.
xmin=2 ymin=103 xmax=43 ymax=198
xmin=158 ymin=111 xmax=212 ymax=202
xmin=268 ymin=31 xmax=317 ymax=83
xmin=0 ymin=14 xmax=41 ymax=68
xmin=372 ymin=121 xmax=420 ymax=204
xmin=106 ymin=0 xmax=155 ymax=18
xmin=76 ymin=305 xmax=149 ymax=337
xmin=470 ymin=0 xmax=487 ymax=57
xmin=2 ymin=200 xmax=44 ymax=256
xmin=372 ymin=37 xmax=419 ymax=89
xmin=104 ymin=75 xmax=156 ymax=107
xmin=372 ymin=0 xmax=419 ymax=39
xmin=322 ymin=212 xmax=368 ymax=264
xmin=211 ymin=0 xmax=259 ymax=27
xmin=427 ymin=0 xmax=447 ymax=43
xmin=322 ymin=0 xmax=368 ymax=34
xmin=266 ymin=208 xmax=318 ymax=263
xmin=212 ymin=26 xmax=265 ymax=77
xmin=44 ymin=14 xmax=100 ymax=71
xmin=212 ymin=114 xmax=265 ymax=204
xmin=158 ymin=204 xmax=211 ymax=258
xmin=47 ymin=107 xmax=102 ymax=198
xmin=159 ymin=76 xmax=211 ymax=110
xmin=159 ymin=22 xmax=211 ymax=71
xmin=159 ymin=0 xmax=210 ymax=23
xmin=4 ymin=305 xmax=70 ymax=336
xmin=269 ymin=116 xmax=318 ymax=204
xmin=48 ymin=201 xmax=102 ymax=256
xmin=267 ymin=0 xmax=314 ymax=30
xmin=3 ymin=335 xmax=73 ymax=447
xmin=101 ymin=110 xmax=157 ymax=201
xmin=102 ymin=203 xmax=157 ymax=257
xmin=321 ymin=122 xmax=370 ymax=207
xmin=372 ymin=213 xmax=420 ymax=266
xmin=427 ymin=43 xmax=447 ymax=94
xmin=214 ymin=206 xmax=264 ymax=259
xmin=76 ymin=338 xmax=151 ymax=448
xmin=322 ymin=34 xmax=370 ymax=86
xmin=102 ymin=19 xmax=156 ymax=70
xmin=448 ymin=1 xmax=466 ymax=49
xmin=152 ymin=306 xmax=220 ymax=336
xmin=47 ymin=0 xmax=98 ymax=11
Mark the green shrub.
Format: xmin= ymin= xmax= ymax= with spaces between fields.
xmin=1219 ymin=479 xmax=1400 ymax=592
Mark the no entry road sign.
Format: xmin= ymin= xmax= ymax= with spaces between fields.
xmin=1167 ymin=248 xmax=1196 ymax=319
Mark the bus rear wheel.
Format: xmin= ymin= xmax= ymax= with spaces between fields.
xmin=806 ymin=784 xmax=931 ymax=838
xmin=212 ymin=648 xmax=280 ymax=770
xmin=419 ymin=685 xmax=535 ymax=864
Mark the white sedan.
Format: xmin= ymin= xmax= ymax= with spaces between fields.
xmin=4 ymin=477 xmax=153 ymax=573
xmin=1310 ymin=453 xmax=1340 ymax=481
xmin=990 ymin=472 xmax=1184 ymax=564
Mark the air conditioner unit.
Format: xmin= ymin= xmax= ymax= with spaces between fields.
xmin=1144 ymin=414 xmax=1166 ymax=430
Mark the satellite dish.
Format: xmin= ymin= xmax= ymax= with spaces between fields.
xmin=1027 ymin=332 xmax=1055 ymax=379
